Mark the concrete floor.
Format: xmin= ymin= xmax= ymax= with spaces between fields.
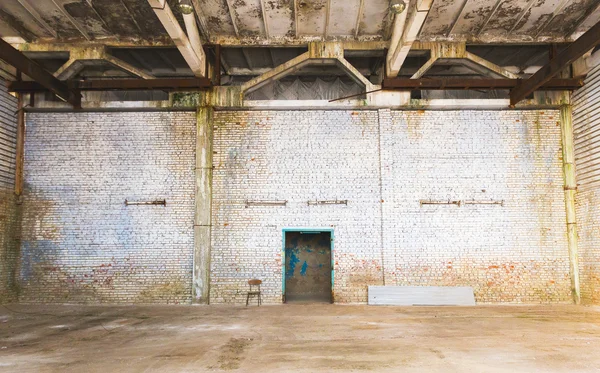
xmin=0 ymin=304 xmax=599 ymax=372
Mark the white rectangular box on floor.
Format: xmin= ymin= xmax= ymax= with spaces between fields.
xmin=368 ymin=286 xmax=476 ymax=306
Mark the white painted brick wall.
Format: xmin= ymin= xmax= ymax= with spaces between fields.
xmin=212 ymin=109 xmax=571 ymax=304
xmin=211 ymin=110 xmax=382 ymax=304
xmin=20 ymin=112 xmax=196 ymax=303
xmin=382 ymin=109 xmax=570 ymax=303
xmin=19 ymin=108 xmax=573 ymax=304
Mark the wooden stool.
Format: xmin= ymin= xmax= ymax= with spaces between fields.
xmin=246 ymin=279 xmax=262 ymax=306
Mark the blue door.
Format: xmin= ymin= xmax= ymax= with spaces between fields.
xmin=284 ymin=231 xmax=332 ymax=303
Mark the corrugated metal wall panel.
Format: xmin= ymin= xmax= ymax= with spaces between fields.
xmin=574 ymin=65 xmax=600 ymax=191
xmin=0 ymin=82 xmax=17 ymax=189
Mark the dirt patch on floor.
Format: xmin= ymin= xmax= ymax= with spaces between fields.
xmin=216 ymin=337 xmax=253 ymax=370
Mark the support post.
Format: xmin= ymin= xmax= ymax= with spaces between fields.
xmin=14 ymin=93 xmax=25 ymax=196
xmin=559 ymin=105 xmax=581 ymax=304
xmin=194 ymin=106 xmax=214 ymax=303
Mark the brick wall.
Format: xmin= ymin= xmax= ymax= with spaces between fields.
xmin=20 ymin=112 xmax=196 ymax=303
xmin=212 ymin=109 xmax=571 ymax=304
xmin=0 ymin=82 xmax=19 ymax=303
xmin=211 ymin=110 xmax=382 ymax=303
xmin=382 ymin=109 xmax=570 ymax=303
xmin=574 ymin=65 xmax=600 ymax=304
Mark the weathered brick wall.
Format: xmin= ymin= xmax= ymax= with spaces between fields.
xmin=382 ymin=109 xmax=570 ymax=303
xmin=574 ymin=65 xmax=600 ymax=304
xmin=20 ymin=112 xmax=196 ymax=304
xmin=212 ymin=110 xmax=382 ymax=304
xmin=0 ymin=83 xmax=19 ymax=303
xmin=212 ymin=109 xmax=571 ymax=304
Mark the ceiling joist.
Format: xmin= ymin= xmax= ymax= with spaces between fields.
xmin=147 ymin=0 xmax=206 ymax=77
xmin=0 ymin=38 xmax=79 ymax=106
xmin=510 ymin=21 xmax=600 ymax=106
xmin=386 ymin=0 xmax=434 ymax=78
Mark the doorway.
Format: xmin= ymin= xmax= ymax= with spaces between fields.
xmin=283 ymin=229 xmax=333 ymax=303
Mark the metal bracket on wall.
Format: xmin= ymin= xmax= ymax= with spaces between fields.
xmin=245 ymin=200 xmax=287 ymax=207
xmin=419 ymin=199 xmax=504 ymax=207
xmin=463 ymin=200 xmax=504 ymax=207
xmin=307 ymin=200 xmax=348 ymax=206
xmin=125 ymin=199 xmax=167 ymax=206
xmin=420 ymin=200 xmax=462 ymax=207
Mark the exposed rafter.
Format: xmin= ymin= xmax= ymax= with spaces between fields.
xmin=148 ymin=0 xmax=206 ymax=77
xmin=477 ymin=0 xmax=503 ymax=36
xmin=50 ymin=0 xmax=91 ymax=41
xmin=54 ymin=58 xmax=83 ymax=80
xmin=508 ymin=0 xmax=536 ymax=34
xmin=260 ymin=0 xmax=270 ymax=39
xmin=511 ymin=21 xmax=600 ymax=106
xmin=569 ymin=1 xmax=600 ymax=38
xmin=354 ymin=0 xmax=365 ymax=38
xmin=0 ymin=38 xmax=78 ymax=106
xmin=324 ymin=0 xmax=331 ymax=38
xmin=386 ymin=0 xmax=434 ymax=78
xmin=446 ymin=0 xmax=469 ymax=37
xmin=224 ymin=0 xmax=240 ymax=37
xmin=17 ymin=0 xmax=58 ymax=38
xmin=293 ymin=0 xmax=299 ymax=37
xmin=535 ymin=0 xmax=569 ymax=38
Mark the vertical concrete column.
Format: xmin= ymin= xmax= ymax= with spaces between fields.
xmin=560 ymin=105 xmax=581 ymax=304
xmin=194 ymin=106 xmax=214 ymax=303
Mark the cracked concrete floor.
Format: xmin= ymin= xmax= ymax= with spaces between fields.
xmin=0 ymin=304 xmax=599 ymax=372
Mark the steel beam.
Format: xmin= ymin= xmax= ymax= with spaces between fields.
xmin=510 ymin=21 xmax=600 ymax=106
xmin=0 ymin=39 xmax=78 ymax=105
xmin=382 ymin=78 xmax=584 ymax=90
xmin=8 ymin=78 xmax=212 ymax=92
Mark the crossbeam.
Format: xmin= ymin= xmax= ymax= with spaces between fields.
xmin=7 ymin=78 xmax=212 ymax=92
xmin=510 ymin=21 xmax=600 ymax=106
xmin=0 ymin=39 xmax=79 ymax=106
xmin=382 ymin=78 xmax=584 ymax=90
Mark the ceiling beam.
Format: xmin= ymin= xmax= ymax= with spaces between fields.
xmin=508 ymin=0 xmax=535 ymax=34
xmin=293 ymin=0 xmax=299 ymax=37
xmin=8 ymin=78 xmax=212 ymax=92
xmin=0 ymin=38 xmax=78 ymax=105
xmin=535 ymin=0 xmax=569 ymax=38
xmin=54 ymin=58 xmax=84 ymax=80
xmin=477 ymin=0 xmax=502 ymax=36
xmin=148 ymin=0 xmax=206 ymax=77
xmin=261 ymin=0 xmax=270 ymax=39
xmin=324 ymin=0 xmax=331 ymax=39
xmin=446 ymin=0 xmax=469 ymax=37
xmin=354 ymin=0 xmax=365 ymax=38
xmin=50 ymin=0 xmax=91 ymax=41
xmin=386 ymin=0 xmax=434 ymax=77
xmin=510 ymin=21 xmax=600 ymax=106
xmin=382 ymin=77 xmax=583 ymax=90
xmin=224 ymin=0 xmax=240 ymax=37
xmin=17 ymin=0 xmax=58 ymax=38
xmin=568 ymin=1 xmax=600 ymax=38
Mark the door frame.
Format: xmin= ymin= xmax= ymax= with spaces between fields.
xmin=282 ymin=228 xmax=334 ymax=303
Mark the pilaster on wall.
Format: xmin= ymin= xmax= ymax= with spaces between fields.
xmin=194 ymin=106 xmax=214 ymax=303
xmin=560 ymin=105 xmax=581 ymax=304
